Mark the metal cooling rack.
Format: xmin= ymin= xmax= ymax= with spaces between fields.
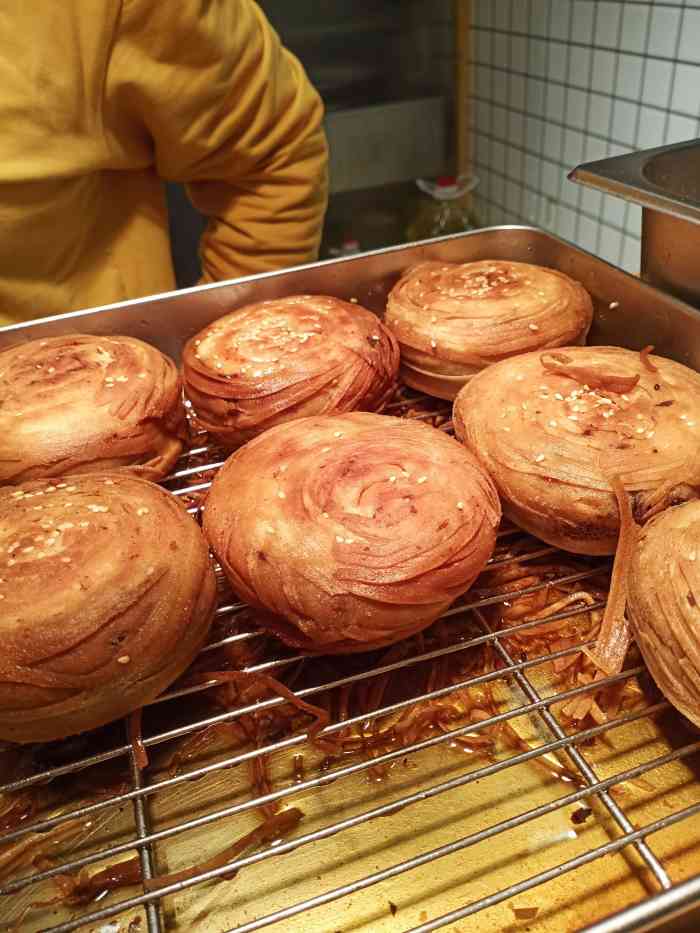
xmin=2 ymin=390 xmax=700 ymax=933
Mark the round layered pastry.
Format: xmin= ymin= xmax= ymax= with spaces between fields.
xmin=0 ymin=474 xmax=216 ymax=743
xmin=0 ymin=334 xmax=186 ymax=484
xmin=628 ymin=500 xmax=700 ymax=727
xmin=385 ymin=260 xmax=593 ymax=399
xmin=454 ymin=345 xmax=700 ymax=555
xmin=203 ymin=412 xmax=500 ymax=653
xmin=182 ymin=295 xmax=399 ymax=448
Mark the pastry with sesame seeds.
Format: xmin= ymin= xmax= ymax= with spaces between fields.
xmin=203 ymin=412 xmax=500 ymax=653
xmin=0 ymin=473 xmax=216 ymax=743
xmin=0 ymin=334 xmax=186 ymax=484
xmin=182 ymin=295 xmax=399 ymax=448
xmin=454 ymin=345 xmax=700 ymax=554
xmin=385 ymin=260 xmax=592 ymax=400
xmin=628 ymin=499 xmax=700 ymax=728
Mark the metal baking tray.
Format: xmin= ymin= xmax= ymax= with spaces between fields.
xmin=2 ymin=227 xmax=700 ymax=933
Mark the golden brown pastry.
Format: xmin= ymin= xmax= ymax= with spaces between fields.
xmin=203 ymin=412 xmax=500 ymax=653
xmin=385 ymin=260 xmax=593 ymax=399
xmin=628 ymin=500 xmax=700 ymax=727
xmin=182 ymin=295 xmax=399 ymax=448
xmin=0 ymin=474 xmax=216 ymax=743
xmin=0 ymin=334 xmax=186 ymax=484
xmin=454 ymin=346 xmax=700 ymax=555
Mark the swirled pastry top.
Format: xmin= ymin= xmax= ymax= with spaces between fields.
xmin=629 ymin=500 xmax=700 ymax=728
xmin=182 ymin=295 xmax=399 ymax=448
xmin=454 ymin=346 xmax=700 ymax=555
xmin=0 ymin=473 xmax=216 ymax=743
xmin=204 ymin=412 xmax=500 ymax=653
xmin=385 ymin=260 xmax=593 ymax=376
xmin=0 ymin=334 xmax=185 ymax=483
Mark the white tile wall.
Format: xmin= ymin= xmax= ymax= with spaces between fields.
xmin=470 ymin=0 xmax=700 ymax=272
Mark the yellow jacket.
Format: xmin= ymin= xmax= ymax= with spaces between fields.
xmin=0 ymin=0 xmax=328 ymax=326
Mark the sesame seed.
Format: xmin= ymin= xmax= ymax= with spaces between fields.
xmin=602 ymin=410 xmax=613 ymax=419
xmin=322 ymin=512 xmax=329 ymax=518
xmin=138 ymin=372 xmax=147 ymax=379
xmin=528 ymin=323 xmax=539 ymax=332
xmin=621 ymin=394 xmax=629 ymax=401
xmin=57 ymin=483 xmax=67 ymax=488
xmin=609 ymin=301 xmax=620 ymax=309
xmin=503 ymin=426 xmax=511 ymax=432
xmin=21 ymin=546 xmax=34 ymax=553
xmin=554 ymin=393 xmax=564 ymax=401
xmin=117 ymin=655 xmax=131 ymax=664
xmin=568 ymin=415 xmax=578 ymax=421
xmin=430 ymin=340 xmax=437 ymax=349
xmin=7 ymin=560 xmax=15 ymax=567
xmin=253 ymin=370 xmax=263 ymax=377
xmin=689 ymin=552 xmax=697 ymax=561
xmin=321 ymin=446 xmax=331 ymax=453
xmin=457 ymin=501 xmax=465 ymax=510
xmin=136 ymin=507 xmax=149 ymax=516
xmin=103 ymin=480 xmax=114 ymax=486
xmin=33 ymin=505 xmax=43 ymax=511
xmin=345 ymin=538 xmax=354 ymax=544
xmin=10 ymin=491 xmax=24 ymax=498
xmin=47 ymin=366 xmax=55 ymax=374
xmin=278 ymin=490 xmax=286 ymax=499
xmin=57 ymin=522 xmax=74 ymax=530
xmin=349 ymin=297 xmax=358 ymax=304
xmin=688 ymin=421 xmax=696 ymax=427
xmin=215 ymin=362 xmax=223 ymax=370
xmin=88 ymin=504 xmax=109 ymax=513
xmin=336 ymin=535 xmax=344 ymax=543
xmin=636 ymin=427 xmax=645 ymax=434
xmin=79 ymin=521 xmax=89 ymax=528
xmin=417 ymin=476 xmax=428 ymax=484
xmin=333 ymin=432 xmax=343 ymax=438
xmin=534 ymin=453 xmax=545 ymax=462
xmin=61 ymin=557 xmax=71 ymax=563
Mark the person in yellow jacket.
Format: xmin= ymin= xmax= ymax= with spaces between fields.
xmin=0 ymin=0 xmax=328 ymax=327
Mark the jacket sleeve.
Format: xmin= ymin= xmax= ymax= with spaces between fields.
xmin=106 ymin=0 xmax=328 ymax=280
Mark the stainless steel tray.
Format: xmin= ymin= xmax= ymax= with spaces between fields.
xmin=3 ymin=225 xmax=700 ymax=369
xmin=2 ymin=227 xmax=700 ymax=933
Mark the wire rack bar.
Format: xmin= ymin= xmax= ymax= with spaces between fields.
xmin=0 ymin=667 xmax=651 ymax=901
xmin=128 ymin=734 xmax=163 ymax=933
xmin=479 ymin=611 xmax=672 ymax=889
xmin=0 ymin=590 xmax=604 ymax=799
xmin=38 ymin=726 xmax=700 ymax=933
xmin=223 ymin=744 xmax=700 ymax=933
xmin=406 ymin=798 xmax=700 ymax=933
xmin=0 ymin=633 xmax=628 ymax=858
xmin=582 ymin=873 xmax=700 ymax=933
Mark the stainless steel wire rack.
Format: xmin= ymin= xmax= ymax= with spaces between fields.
xmin=2 ymin=388 xmax=700 ymax=933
